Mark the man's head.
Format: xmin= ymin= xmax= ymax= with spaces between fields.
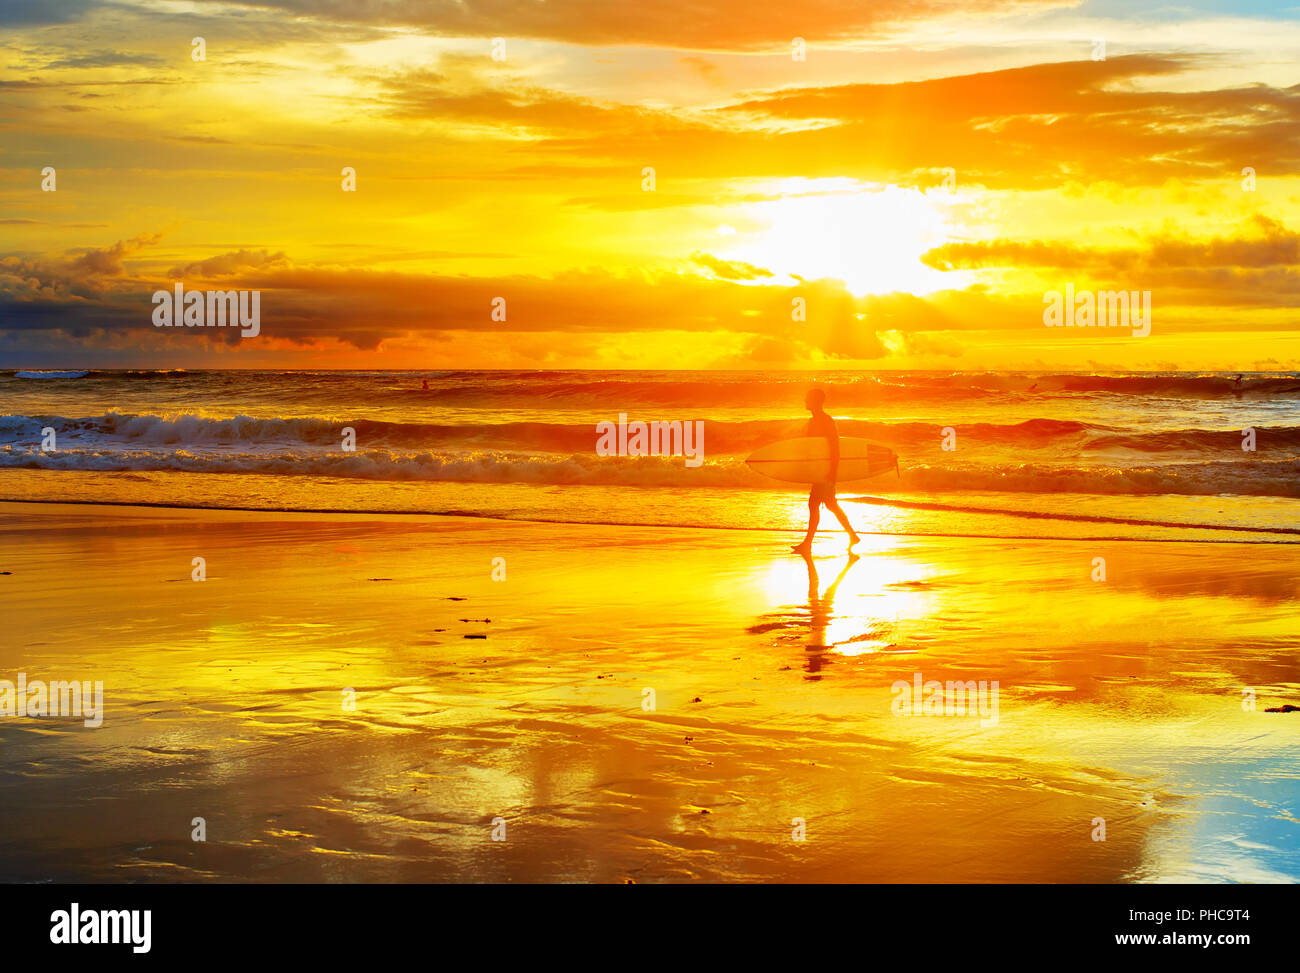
xmin=805 ymin=387 xmax=826 ymax=412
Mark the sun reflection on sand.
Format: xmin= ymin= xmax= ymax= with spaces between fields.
xmin=749 ymin=525 xmax=941 ymax=674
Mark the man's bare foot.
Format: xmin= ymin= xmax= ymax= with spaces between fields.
xmin=791 ymin=541 xmax=812 ymax=555
xmin=847 ymin=531 xmax=861 ymax=549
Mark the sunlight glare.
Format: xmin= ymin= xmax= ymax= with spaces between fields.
xmin=727 ymin=183 xmax=958 ymax=297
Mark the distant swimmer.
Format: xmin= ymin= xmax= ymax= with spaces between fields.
xmin=791 ymin=388 xmax=861 ymax=555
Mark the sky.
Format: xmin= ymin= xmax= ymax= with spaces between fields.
xmin=1 ymin=0 xmax=1299 ymax=370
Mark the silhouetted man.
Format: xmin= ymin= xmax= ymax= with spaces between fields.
xmin=792 ymin=388 xmax=861 ymax=554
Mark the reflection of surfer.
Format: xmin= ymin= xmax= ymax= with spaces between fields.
xmin=792 ymin=388 xmax=861 ymax=555
xmin=799 ymin=550 xmax=859 ymax=676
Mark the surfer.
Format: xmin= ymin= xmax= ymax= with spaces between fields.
xmin=792 ymin=388 xmax=861 ymax=554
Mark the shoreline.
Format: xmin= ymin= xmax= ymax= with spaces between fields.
xmin=1 ymin=497 xmax=1296 ymax=545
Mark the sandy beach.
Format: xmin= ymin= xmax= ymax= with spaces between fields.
xmin=1 ymin=501 xmax=1296 ymax=883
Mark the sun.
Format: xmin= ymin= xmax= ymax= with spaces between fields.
xmin=723 ymin=181 xmax=961 ymax=297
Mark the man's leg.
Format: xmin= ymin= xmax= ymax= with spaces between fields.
xmin=824 ymin=498 xmax=862 ymax=547
xmin=792 ymin=490 xmax=820 ymax=553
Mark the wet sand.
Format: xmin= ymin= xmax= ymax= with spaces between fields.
xmin=0 ymin=501 xmax=1297 ymax=882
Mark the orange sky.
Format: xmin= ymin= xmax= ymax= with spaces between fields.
xmin=2 ymin=0 xmax=1299 ymax=369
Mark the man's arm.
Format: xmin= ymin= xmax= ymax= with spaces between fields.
xmin=825 ymin=418 xmax=839 ymax=483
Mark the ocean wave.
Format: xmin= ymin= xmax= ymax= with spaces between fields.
xmin=1022 ymin=374 xmax=1300 ymax=397
xmin=389 ymin=376 xmax=1005 ymax=407
xmin=1083 ymin=427 xmax=1300 ymax=452
xmin=2 ymin=445 xmax=1298 ymax=497
xmin=865 ymin=372 xmax=1300 ymax=397
xmin=5 ymin=369 xmax=189 ymax=380
xmin=6 ymin=369 xmax=1299 ymax=401
xmin=6 ymin=411 xmax=1300 ymax=457
xmin=291 ymin=370 xmax=1300 ymax=405
xmin=0 ymin=446 xmax=757 ymax=488
xmin=0 ymin=411 xmax=1105 ymax=450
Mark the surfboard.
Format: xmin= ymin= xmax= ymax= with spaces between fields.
xmin=745 ymin=436 xmax=898 ymax=484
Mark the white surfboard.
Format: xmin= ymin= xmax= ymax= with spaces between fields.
xmin=745 ymin=436 xmax=898 ymax=484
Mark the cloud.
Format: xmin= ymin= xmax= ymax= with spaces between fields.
xmin=168 ymin=249 xmax=289 ymax=278
xmin=708 ymin=55 xmax=1300 ymax=188
xmin=679 ymin=56 xmax=722 ymax=84
xmin=68 ymin=233 xmax=165 ymax=276
xmin=359 ymin=54 xmax=1300 ymax=191
xmin=0 ymin=0 xmax=93 ymax=26
xmin=726 ymin=334 xmax=813 ymax=363
xmin=1 ymin=241 xmax=1007 ymax=357
xmin=691 ymin=251 xmax=775 ymax=280
xmin=221 ymin=0 xmax=1071 ymax=50
xmin=369 ymin=63 xmax=644 ymax=132
xmin=42 ymin=51 xmax=165 ymax=69
xmin=918 ymin=215 xmax=1300 ymax=309
xmin=923 ymin=215 xmax=1300 ymax=273
xmin=0 ymin=233 xmax=167 ymax=320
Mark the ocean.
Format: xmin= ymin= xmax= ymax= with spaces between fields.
xmin=3 ymin=368 xmax=1299 ymax=541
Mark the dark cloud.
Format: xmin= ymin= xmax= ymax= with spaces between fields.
xmin=42 ymin=51 xmax=165 ymax=69
xmin=0 ymin=0 xmax=93 ymax=26
xmin=0 ymin=243 xmax=993 ymax=357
